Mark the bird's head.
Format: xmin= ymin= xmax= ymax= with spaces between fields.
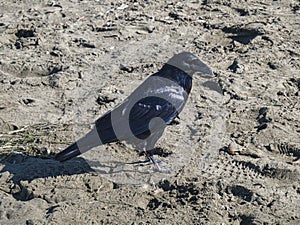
xmin=166 ymin=52 xmax=214 ymax=78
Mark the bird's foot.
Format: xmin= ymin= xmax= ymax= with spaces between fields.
xmin=127 ymin=156 xmax=171 ymax=173
xmin=147 ymin=155 xmax=171 ymax=173
xmin=132 ymin=159 xmax=154 ymax=166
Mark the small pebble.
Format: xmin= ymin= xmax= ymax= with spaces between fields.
xmin=227 ymin=142 xmax=241 ymax=155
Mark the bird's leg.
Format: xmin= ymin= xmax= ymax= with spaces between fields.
xmin=127 ymin=150 xmax=163 ymax=170
xmin=146 ymin=152 xmax=162 ymax=171
xmin=126 ymin=149 xmax=154 ymax=166
xmin=129 ymin=150 xmax=161 ymax=166
xmin=145 ymin=150 xmax=171 ymax=173
xmin=127 ymin=147 xmax=170 ymax=172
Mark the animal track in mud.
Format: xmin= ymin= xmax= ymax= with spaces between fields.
xmin=233 ymin=159 xmax=300 ymax=181
xmin=226 ymin=160 xmax=265 ymax=181
xmin=266 ymin=143 xmax=300 ymax=159
xmin=147 ymin=180 xmax=200 ymax=210
xmin=262 ymin=164 xmax=299 ymax=181
xmin=226 ymin=184 xmax=253 ymax=202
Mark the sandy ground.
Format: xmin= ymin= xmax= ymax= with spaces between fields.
xmin=0 ymin=0 xmax=299 ymax=224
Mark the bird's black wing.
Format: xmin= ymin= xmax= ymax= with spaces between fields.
xmin=127 ymin=95 xmax=179 ymax=140
xmin=95 ymin=75 xmax=188 ymax=143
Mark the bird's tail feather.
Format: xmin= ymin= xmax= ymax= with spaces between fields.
xmin=54 ymin=142 xmax=81 ymax=162
xmin=54 ymin=127 xmax=103 ymax=162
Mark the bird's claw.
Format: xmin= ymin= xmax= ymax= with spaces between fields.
xmin=127 ymin=156 xmax=171 ymax=173
xmin=147 ymin=155 xmax=171 ymax=173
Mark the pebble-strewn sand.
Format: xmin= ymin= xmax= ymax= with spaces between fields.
xmin=0 ymin=1 xmax=299 ymax=224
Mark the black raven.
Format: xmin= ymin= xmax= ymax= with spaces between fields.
xmin=55 ymin=52 xmax=213 ymax=170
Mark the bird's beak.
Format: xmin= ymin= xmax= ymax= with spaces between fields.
xmin=191 ymin=60 xmax=215 ymax=78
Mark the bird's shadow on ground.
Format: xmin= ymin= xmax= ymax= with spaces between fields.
xmin=0 ymin=152 xmax=93 ymax=184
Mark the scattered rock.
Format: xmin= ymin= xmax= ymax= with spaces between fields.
xmin=227 ymin=142 xmax=242 ymax=155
